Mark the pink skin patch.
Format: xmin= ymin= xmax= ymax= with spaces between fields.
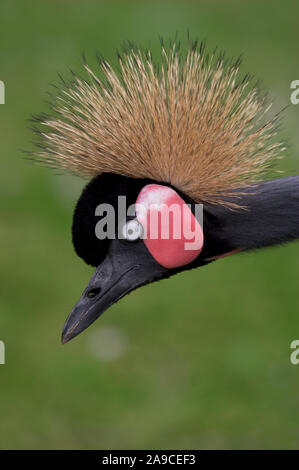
xmin=136 ymin=184 xmax=204 ymax=269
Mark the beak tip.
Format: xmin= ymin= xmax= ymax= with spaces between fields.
xmin=61 ymin=335 xmax=68 ymax=345
xmin=61 ymin=326 xmax=73 ymax=344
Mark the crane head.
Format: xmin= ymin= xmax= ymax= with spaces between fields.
xmin=62 ymin=172 xmax=299 ymax=343
xmin=30 ymin=40 xmax=299 ymax=344
xmin=62 ymin=173 xmax=205 ymax=343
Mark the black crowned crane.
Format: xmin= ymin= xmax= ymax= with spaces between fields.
xmin=32 ymin=42 xmax=299 ymax=344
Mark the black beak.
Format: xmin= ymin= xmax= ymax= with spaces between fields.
xmin=62 ymin=239 xmax=167 ymax=343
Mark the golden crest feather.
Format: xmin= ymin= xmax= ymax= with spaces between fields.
xmin=33 ymin=41 xmax=285 ymax=207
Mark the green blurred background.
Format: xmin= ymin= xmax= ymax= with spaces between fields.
xmin=1 ymin=0 xmax=299 ymax=449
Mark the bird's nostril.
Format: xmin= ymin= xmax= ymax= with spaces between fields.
xmin=86 ymin=287 xmax=101 ymax=298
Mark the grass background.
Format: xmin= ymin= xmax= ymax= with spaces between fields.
xmin=1 ymin=0 xmax=299 ymax=449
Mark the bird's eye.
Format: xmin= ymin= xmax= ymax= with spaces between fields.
xmin=122 ymin=219 xmax=143 ymax=241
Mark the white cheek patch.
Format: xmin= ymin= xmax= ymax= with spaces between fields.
xmin=136 ymin=184 xmax=204 ymax=269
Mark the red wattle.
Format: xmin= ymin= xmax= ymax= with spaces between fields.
xmin=136 ymin=184 xmax=204 ymax=269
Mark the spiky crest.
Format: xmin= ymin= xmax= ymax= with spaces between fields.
xmin=32 ymin=41 xmax=285 ymax=207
